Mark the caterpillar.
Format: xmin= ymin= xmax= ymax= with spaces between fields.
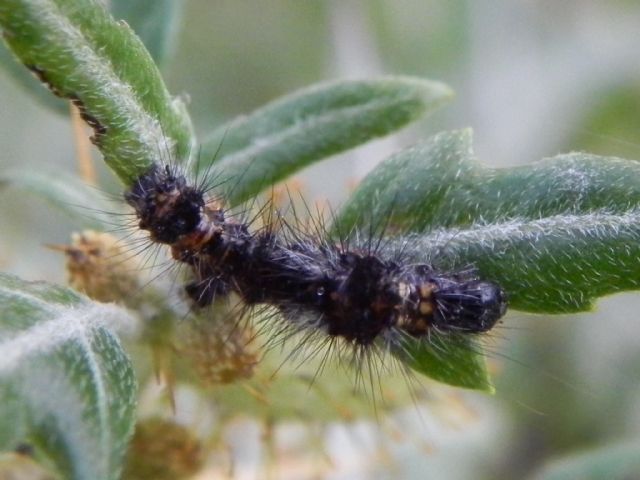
xmin=124 ymin=162 xmax=508 ymax=367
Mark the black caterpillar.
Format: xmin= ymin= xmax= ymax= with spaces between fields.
xmin=125 ymin=164 xmax=507 ymax=352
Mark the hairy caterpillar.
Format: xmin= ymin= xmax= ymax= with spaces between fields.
xmin=124 ymin=162 xmax=508 ymax=370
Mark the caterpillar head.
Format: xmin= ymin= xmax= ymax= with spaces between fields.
xmin=125 ymin=165 xmax=204 ymax=244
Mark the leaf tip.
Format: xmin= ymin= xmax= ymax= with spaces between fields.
xmin=401 ymin=76 xmax=455 ymax=110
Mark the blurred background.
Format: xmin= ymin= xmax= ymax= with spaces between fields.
xmin=2 ymin=1 xmax=640 ymax=478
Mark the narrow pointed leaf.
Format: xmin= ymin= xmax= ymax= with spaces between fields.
xmin=0 ymin=273 xmax=137 ymax=480
xmin=198 ymin=77 xmax=453 ymax=205
xmin=0 ymin=0 xmax=194 ymax=185
xmin=0 ymin=0 xmax=182 ymax=114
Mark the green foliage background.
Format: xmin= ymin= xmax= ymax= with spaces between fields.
xmin=1 ymin=1 xmax=640 ymax=479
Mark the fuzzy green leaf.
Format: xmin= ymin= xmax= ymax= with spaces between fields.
xmin=529 ymin=441 xmax=640 ymax=480
xmin=338 ymin=129 xmax=640 ymax=232
xmin=335 ymin=128 xmax=640 ymax=388
xmin=0 ymin=0 xmax=182 ymax=114
xmin=0 ymin=170 xmax=111 ymax=229
xmin=0 ymin=0 xmax=193 ymax=185
xmin=398 ymin=212 xmax=640 ymax=314
xmin=338 ymin=128 xmax=640 ymax=312
xmin=0 ymin=273 xmax=137 ymax=480
xmin=393 ymin=334 xmax=493 ymax=392
xmin=198 ymin=77 xmax=453 ymax=206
